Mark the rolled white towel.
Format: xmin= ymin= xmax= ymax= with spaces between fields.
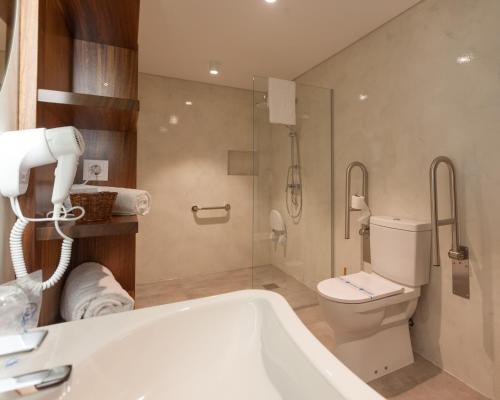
xmin=71 ymin=185 xmax=152 ymax=215
xmin=60 ymin=262 xmax=134 ymax=321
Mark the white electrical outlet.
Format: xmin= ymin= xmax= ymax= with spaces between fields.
xmin=83 ymin=160 xmax=109 ymax=181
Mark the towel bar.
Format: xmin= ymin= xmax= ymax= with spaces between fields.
xmin=191 ymin=204 xmax=231 ymax=212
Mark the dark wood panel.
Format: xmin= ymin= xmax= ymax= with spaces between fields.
xmin=37 ymin=101 xmax=138 ymax=132
xmin=73 ymin=40 xmax=138 ymax=99
xmin=36 ymin=216 xmax=138 ymax=241
xmin=56 ymin=0 xmax=139 ymax=49
xmin=37 ymin=239 xmax=65 ymax=325
xmin=0 ymin=0 xmax=14 ymax=24
xmin=76 ymin=129 xmax=137 ymax=188
xmin=38 ymin=0 xmax=73 ymax=91
xmin=72 ymin=235 xmax=136 ymax=294
xmin=0 ymin=0 xmax=14 ymax=48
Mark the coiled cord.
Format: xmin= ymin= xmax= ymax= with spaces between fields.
xmin=9 ymin=197 xmax=85 ymax=291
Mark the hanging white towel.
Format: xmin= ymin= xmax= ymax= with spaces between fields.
xmin=60 ymin=262 xmax=134 ymax=321
xmin=268 ymin=78 xmax=296 ymax=125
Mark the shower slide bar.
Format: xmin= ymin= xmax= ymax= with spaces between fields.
xmin=191 ymin=204 xmax=231 ymax=212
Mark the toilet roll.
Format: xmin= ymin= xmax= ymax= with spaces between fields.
xmin=351 ymin=195 xmax=371 ymax=225
xmin=351 ymin=195 xmax=366 ymax=210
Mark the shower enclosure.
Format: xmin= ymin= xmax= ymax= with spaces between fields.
xmin=252 ymin=76 xmax=333 ymax=310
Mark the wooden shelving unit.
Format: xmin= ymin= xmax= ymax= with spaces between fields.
xmin=19 ymin=0 xmax=140 ymax=325
xmin=38 ymin=89 xmax=139 ymax=111
xmin=36 ymin=216 xmax=138 ymax=241
xmin=38 ymin=89 xmax=139 ymax=131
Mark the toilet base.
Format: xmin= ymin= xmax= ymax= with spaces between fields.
xmin=333 ymin=323 xmax=414 ymax=382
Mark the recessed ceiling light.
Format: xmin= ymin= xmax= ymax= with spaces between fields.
xmin=359 ymin=93 xmax=368 ymax=101
xmin=209 ymin=60 xmax=221 ymax=76
xmin=456 ymin=53 xmax=474 ymax=65
xmin=185 ymin=100 xmax=193 ymax=106
xmin=265 ymin=0 xmax=277 ymax=3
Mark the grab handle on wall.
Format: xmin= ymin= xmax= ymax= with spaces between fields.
xmin=191 ymin=204 xmax=231 ymax=212
xmin=429 ymin=156 xmax=470 ymax=299
xmin=429 ymin=156 xmax=468 ymax=265
xmin=345 ymin=161 xmax=368 ymax=239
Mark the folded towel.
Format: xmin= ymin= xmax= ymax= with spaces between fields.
xmin=60 ymin=262 xmax=134 ymax=321
xmin=71 ymin=185 xmax=152 ymax=216
xmin=268 ymin=77 xmax=296 ymax=125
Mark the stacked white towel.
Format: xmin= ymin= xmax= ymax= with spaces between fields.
xmin=71 ymin=185 xmax=152 ymax=215
xmin=60 ymin=262 xmax=134 ymax=321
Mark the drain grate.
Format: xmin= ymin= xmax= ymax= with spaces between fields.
xmin=262 ymin=283 xmax=279 ymax=290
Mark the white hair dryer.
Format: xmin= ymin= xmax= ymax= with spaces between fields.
xmin=0 ymin=127 xmax=86 ymax=290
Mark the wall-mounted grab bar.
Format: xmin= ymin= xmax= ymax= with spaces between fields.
xmin=429 ymin=156 xmax=468 ymax=265
xmin=191 ymin=204 xmax=231 ymax=212
xmin=430 ymin=156 xmax=469 ymax=298
xmin=345 ymin=161 xmax=368 ymax=239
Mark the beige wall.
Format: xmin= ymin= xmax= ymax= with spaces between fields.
xmin=137 ymin=74 xmax=253 ymax=284
xmin=0 ymin=50 xmax=5 ymax=81
xmin=297 ymin=0 xmax=500 ymax=397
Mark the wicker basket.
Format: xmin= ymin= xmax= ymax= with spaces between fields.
xmin=70 ymin=192 xmax=118 ymax=223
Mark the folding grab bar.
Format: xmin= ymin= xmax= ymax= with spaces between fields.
xmin=429 ymin=156 xmax=470 ymax=298
xmin=345 ymin=161 xmax=368 ymax=239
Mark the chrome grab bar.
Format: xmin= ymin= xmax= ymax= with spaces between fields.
xmin=0 ymin=365 xmax=71 ymax=395
xmin=191 ymin=204 xmax=231 ymax=212
xmin=345 ymin=161 xmax=368 ymax=239
xmin=429 ymin=156 xmax=468 ymax=266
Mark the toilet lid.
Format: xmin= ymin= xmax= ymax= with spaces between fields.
xmin=317 ymin=271 xmax=405 ymax=304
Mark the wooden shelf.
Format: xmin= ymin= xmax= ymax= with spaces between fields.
xmin=56 ymin=0 xmax=139 ymax=49
xmin=38 ymin=89 xmax=139 ymax=131
xmin=36 ymin=215 xmax=138 ymax=241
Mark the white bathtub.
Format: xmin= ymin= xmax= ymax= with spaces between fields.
xmin=0 ymin=290 xmax=384 ymax=399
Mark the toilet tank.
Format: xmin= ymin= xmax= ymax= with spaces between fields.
xmin=370 ymin=216 xmax=431 ymax=287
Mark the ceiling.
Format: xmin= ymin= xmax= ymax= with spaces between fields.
xmin=139 ymin=0 xmax=420 ymax=90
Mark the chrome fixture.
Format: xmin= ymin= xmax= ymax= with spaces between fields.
xmin=345 ymin=161 xmax=368 ymax=239
xmin=191 ymin=204 xmax=231 ymax=212
xmin=286 ymin=126 xmax=302 ymax=223
xmin=429 ymin=156 xmax=469 ymax=298
xmin=0 ymin=365 xmax=72 ymax=395
xmin=0 ymin=331 xmax=47 ymax=357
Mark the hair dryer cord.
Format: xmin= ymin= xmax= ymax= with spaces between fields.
xmin=9 ymin=197 xmax=84 ymax=291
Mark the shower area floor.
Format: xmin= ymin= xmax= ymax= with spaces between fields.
xmin=135 ymin=264 xmax=317 ymax=310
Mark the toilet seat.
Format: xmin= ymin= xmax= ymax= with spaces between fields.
xmin=317 ymin=271 xmax=405 ymax=304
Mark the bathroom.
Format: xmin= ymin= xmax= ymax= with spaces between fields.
xmin=0 ymin=0 xmax=499 ymax=399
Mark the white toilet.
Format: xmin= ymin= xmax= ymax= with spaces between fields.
xmin=317 ymin=216 xmax=431 ymax=382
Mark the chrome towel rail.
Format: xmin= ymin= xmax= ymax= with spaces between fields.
xmin=191 ymin=204 xmax=231 ymax=212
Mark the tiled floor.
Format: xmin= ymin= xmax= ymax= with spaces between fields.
xmin=136 ymin=265 xmax=317 ymax=310
xmin=135 ymin=266 xmax=488 ymax=400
